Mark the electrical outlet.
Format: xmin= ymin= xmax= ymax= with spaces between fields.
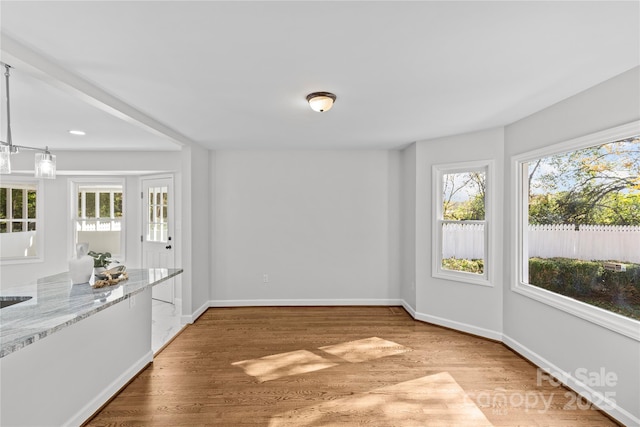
xmin=129 ymin=294 xmax=136 ymax=308
xmin=263 ymin=274 xmax=269 ymax=283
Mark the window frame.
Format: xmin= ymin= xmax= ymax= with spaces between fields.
xmin=432 ymin=159 xmax=494 ymax=287
xmin=0 ymin=176 xmax=45 ymax=265
xmin=69 ymin=178 xmax=126 ymax=263
xmin=511 ymin=120 xmax=640 ymax=341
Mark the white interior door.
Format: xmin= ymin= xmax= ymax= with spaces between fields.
xmin=141 ymin=176 xmax=175 ymax=303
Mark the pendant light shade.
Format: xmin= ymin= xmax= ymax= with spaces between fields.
xmin=0 ymin=145 xmax=11 ymax=174
xmin=306 ymin=92 xmax=337 ymax=113
xmin=34 ymin=150 xmax=56 ymax=179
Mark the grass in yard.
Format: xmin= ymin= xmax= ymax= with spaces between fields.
xmin=442 ymin=258 xmax=484 ymax=274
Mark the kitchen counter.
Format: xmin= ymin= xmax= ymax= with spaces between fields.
xmin=1 ymin=267 xmax=183 ymax=427
xmin=0 ymin=268 xmax=183 ymax=358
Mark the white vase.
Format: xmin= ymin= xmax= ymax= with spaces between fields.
xmin=69 ymin=243 xmax=94 ymax=284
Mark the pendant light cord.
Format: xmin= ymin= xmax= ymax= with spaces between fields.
xmin=4 ymin=64 xmax=12 ymax=149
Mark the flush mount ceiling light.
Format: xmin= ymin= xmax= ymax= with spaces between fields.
xmin=0 ymin=63 xmax=57 ymax=179
xmin=68 ymin=130 xmax=86 ymax=136
xmin=306 ymin=91 xmax=337 ymax=113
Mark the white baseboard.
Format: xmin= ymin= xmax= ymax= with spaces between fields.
xmin=181 ymin=300 xmax=210 ymax=324
xmin=412 ymin=310 xmax=503 ymax=341
xmin=67 ymin=350 xmax=153 ymax=427
xmin=209 ymin=298 xmax=404 ymax=307
xmin=502 ymin=334 xmax=637 ymax=427
xmin=401 ymin=299 xmax=417 ymax=317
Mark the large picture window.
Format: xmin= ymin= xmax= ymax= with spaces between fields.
xmin=433 ymin=160 xmax=493 ymax=286
xmin=514 ymin=122 xmax=640 ymax=339
xmin=0 ymin=179 xmax=43 ymax=262
xmin=71 ymin=180 xmax=125 ymax=260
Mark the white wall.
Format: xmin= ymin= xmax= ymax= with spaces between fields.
xmin=179 ymin=143 xmax=211 ymax=322
xmin=0 ymin=151 xmax=180 ymax=288
xmin=411 ymin=127 xmax=505 ymax=339
xmin=400 ymin=144 xmax=417 ymax=310
xmin=213 ymin=150 xmax=401 ymax=305
xmin=504 ymin=66 xmax=640 ymax=425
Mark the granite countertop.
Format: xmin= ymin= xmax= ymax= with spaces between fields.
xmin=0 ymin=268 xmax=183 ymax=358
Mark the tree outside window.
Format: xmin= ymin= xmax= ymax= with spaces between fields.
xmin=523 ymin=135 xmax=640 ymax=321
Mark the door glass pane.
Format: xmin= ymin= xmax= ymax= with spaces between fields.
xmin=12 ymin=221 xmax=23 ymax=232
xmin=146 ymin=185 xmax=169 ymax=243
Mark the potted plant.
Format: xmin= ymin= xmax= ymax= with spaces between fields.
xmin=88 ymin=251 xmax=118 ymax=273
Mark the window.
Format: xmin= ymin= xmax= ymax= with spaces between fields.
xmin=433 ymin=160 xmax=493 ymax=286
xmin=0 ymin=179 xmax=43 ymax=262
xmin=514 ymin=121 xmax=640 ymax=339
xmin=72 ymin=180 xmax=125 ymax=260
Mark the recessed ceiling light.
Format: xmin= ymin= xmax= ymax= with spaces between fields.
xmin=68 ymin=130 xmax=86 ymax=136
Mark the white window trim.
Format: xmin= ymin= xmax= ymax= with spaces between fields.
xmin=432 ymin=159 xmax=495 ymax=287
xmin=0 ymin=176 xmax=45 ymax=265
xmin=69 ymin=178 xmax=126 ymax=263
xmin=511 ymin=120 xmax=640 ymax=341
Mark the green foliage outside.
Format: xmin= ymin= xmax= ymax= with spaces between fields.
xmin=78 ymin=191 xmax=123 ymax=218
xmin=528 ymin=136 xmax=640 ymax=226
xmin=0 ymin=186 xmax=37 ymax=233
xmin=443 ymin=171 xmax=485 ymax=221
xmin=442 ymin=258 xmax=484 ymax=274
xmin=529 ymin=257 xmax=640 ymax=320
xmin=529 ymin=192 xmax=640 ymax=226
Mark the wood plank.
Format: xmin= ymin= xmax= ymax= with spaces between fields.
xmin=85 ymin=307 xmax=621 ymax=426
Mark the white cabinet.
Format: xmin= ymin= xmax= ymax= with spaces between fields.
xmin=0 ymin=288 xmax=152 ymax=427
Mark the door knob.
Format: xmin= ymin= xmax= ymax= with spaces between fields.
xmin=165 ymin=245 xmax=172 ymax=249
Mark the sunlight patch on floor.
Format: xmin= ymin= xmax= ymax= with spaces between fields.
xmin=268 ymin=372 xmax=493 ymax=427
xmin=319 ymin=336 xmax=410 ymax=363
xmin=232 ymin=350 xmax=338 ymax=382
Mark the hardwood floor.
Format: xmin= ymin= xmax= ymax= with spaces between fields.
xmin=86 ymin=306 xmax=620 ymax=426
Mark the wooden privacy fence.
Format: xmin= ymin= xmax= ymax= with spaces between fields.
xmin=442 ymin=223 xmax=485 ymax=260
xmin=443 ymin=223 xmax=640 ymax=263
xmin=527 ymin=224 xmax=640 ymax=264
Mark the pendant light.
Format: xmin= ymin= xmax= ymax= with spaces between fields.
xmin=0 ymin=63 xmax=57 ymax=179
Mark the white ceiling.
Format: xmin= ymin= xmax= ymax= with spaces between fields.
xmin=1 ymin=1 xmax=638 ymax=152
